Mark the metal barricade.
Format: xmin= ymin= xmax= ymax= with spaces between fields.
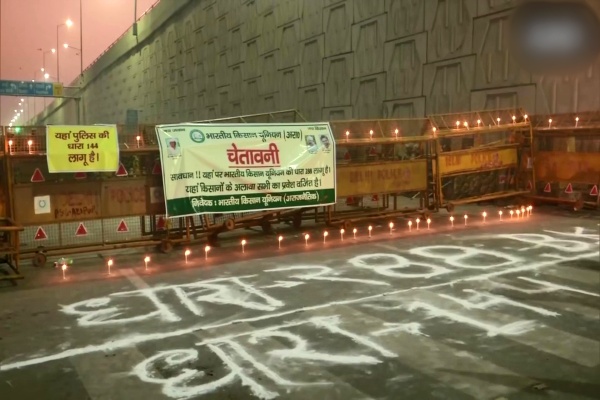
xmin=314 ymin=118 xmax=434 ymax=229
xmin=429 ymin=109 xmax=531 ymax=212
xmin=192 ymin=109 xmax=312 ymax=238
xmin=3 ymin=124 xmax=177 ymax=266
xmin=528 ymin=112 xmax=600 ymax=210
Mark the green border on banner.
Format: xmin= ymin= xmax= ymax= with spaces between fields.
xmin=166 ymin=189 xmax=336 ymax=216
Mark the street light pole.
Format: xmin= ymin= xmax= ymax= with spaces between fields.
xmin=63 ymin=44 xmax=82 ymax=76
xmin=79 ymin=0 xmax=83 ymax=77
xmin=56 ymin=24 xmax=61 ymax=82
xmin=56 ymin=19 xmax=72 ymax=83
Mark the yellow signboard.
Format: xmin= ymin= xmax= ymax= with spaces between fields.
xmin=439 ymin=147 xmax=518 ymax=175
xmin=534 ymin=151 xmax=600 ymax=184
xmin=337 ymin=160 xmax=428 ymax=197
xmin=52 ymin=83 xmax=64 ymax=97
xmin=46 ymin=125 xmax=120 ymax=173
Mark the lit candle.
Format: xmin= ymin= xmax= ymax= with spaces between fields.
xmin=368 ymin=225 xmax=373 ymax=238
xmin=432 ymin=127 xmax=437 ymax=136
xmin=408 ymin=221 xmax=412 ymax=231
xmin=369 ymin=129 xmax=373 ymax=140
xmin=303 ymin=234 xmax=309 ymax=246
xmin=464 ymin=214 xmax=468 ymax=226
xmin=136 ymin=135 xmax=141 ymax=148
xmin=345 ymin=130 xmax=350 ymax=141
xmin=512 ymin=115 xmax=516 ymax=124
xmin=528 ymin=205 xmax=533 ymax=216
xmin=353 ymin=228 xmax=357 ymax=239
xmin=463 ymin=121 xmax=468 ymax=129
xmin=524 ymin=114 xmax=528 ymax=120
xmin=241 ymin=239 xmax=247 ymax=253
xmin=455 ymin=121 xmax=460 ymax=129
xmin=184 ymin=249 xmax=191 ymax=263
xmin=394 ymin=128 xmax=399 ymax=139
xmin=61 ymin=264 xmax=67 ymax=280
xmin=575 ymin=116 xmax=579 ymax=127
xmin=278 ymin=235 xmax=283 ymax=249
xmin=450 ymin=216 xmax=454 ymax=227
xmin=323 ymin=231 xmax=328 ymax=243
xmin=205 ymin=245 xmax=210 ymax=260
xmin=426 ymin=218 xmax=431 ymax=230
xmin=477 ymin=119 xmax=481 ymax=127
xmin=8 ymin=139 xmax=13 ymax=153
xmin=516 ymin=210 xmax=521 ymax=218
xmin=520 ymin=206 xmax=526 ymax=216
xmin=498 ymin=210 xmax=503 ymax=221
xmin=496 ymin=117 xmax=501 ymax=125
xmin=416 ymin=218 xmax=420 ymax=230
xmin=107 ymin=259 xmax=113 ymax=275
xmin=510 ymin=210 xmax=514 ymax=219
xmin=482 ymin=211 xmax=487 ymax=223
xmin=144 ymin=256 xmax=150 ymax=270
xmin=340 ymin=228 xmax=345 ymax=241
xmin=548 ymin=118 xmax=552 ymax=128
xmin=27 ymin=139 xmax=33 ymax=154
xmin=389 ymin=222 xmax=394 ymax=235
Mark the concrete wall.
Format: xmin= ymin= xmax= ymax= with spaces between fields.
xmin=35 ymin=0 xmax=600 ymax=125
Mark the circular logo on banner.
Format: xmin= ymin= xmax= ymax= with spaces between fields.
xmin=190 ymin=129 xmax=205 ymax=143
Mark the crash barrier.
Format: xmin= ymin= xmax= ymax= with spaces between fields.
xmin=2 ymin=110 xmax=312 ymax=266
xmin=429 ymin=109 xmax=532 ymax=212
xmin=322 ymin=118 xmax=435 ymax=229
xmin=3 ymin=108 xmax=587 ymax=268
xmin=0 ymin=218 xmax=24 ymax=282
xmin=0 ymin=131 xmax=25 ymax=281
xmin=528 ymin=112 xmax=600 ymax=210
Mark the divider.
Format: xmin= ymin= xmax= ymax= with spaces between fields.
xmin=323 ymin=118 xmax=434 ymax=229
xmin=429 ymin=109 xmax=531 ymax=212
xmin=1 ymin=109 xmax=590 ymax=270
xmin=528 ymin=112 xmax=600 ymax=210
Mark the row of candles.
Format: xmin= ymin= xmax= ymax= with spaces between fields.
xmin=5 ymin=115 xmax=583 ymax=153
xmin=59 ymin=206 xmax=533 ymax=280
xmin=342 ymin=115 xmax=582 ymax=141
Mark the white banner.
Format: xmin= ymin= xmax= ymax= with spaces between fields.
xmin=155 ymin=123 xmax=336 ymax=217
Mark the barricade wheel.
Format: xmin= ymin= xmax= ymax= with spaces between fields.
xmin=446 ymin=203 xmax=455 ymax=213
xmin=292 ymin=213 xmax=302 ymax=229
xmin=160 ymin=240 xmax=173 ymax=254
xmin=208 ymin=233 xmax=219 ymax=246
xmin=32 ymin=252 xmax=47 ymax=268
xmin=223 ymin=218 xmax=236 ymax=231
xmin=342 ymin=220 xmax=352 ymax=231
xmin=261 ymin=219 xmax=273 ymax=234
xmin=573 ymin=198 xmax=584 ymax=211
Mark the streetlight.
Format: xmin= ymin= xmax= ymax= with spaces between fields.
xmin=38 ymin=48 xmax=55 ymax=76
xmin=56 ymin=19 xmax=73 ymax=82
xmin=63 ymin=43 xmax=82 ymax=76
